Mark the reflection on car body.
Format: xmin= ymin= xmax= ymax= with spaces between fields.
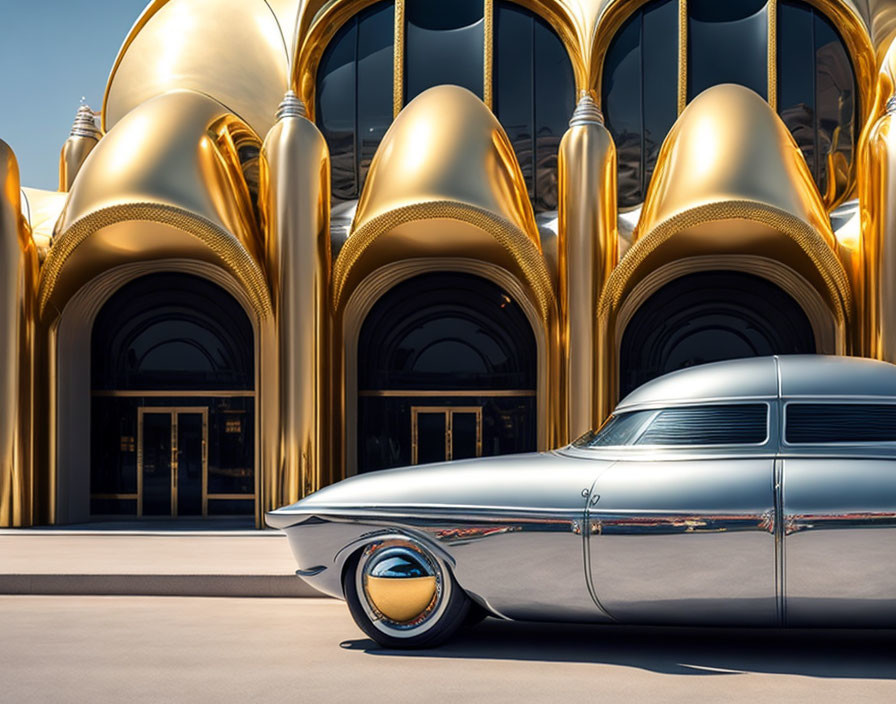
xmin=268 ymin=355 xmax=896 ymax=647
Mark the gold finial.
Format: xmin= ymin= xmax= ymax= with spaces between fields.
xmin=275 ymin=90 xmax=307 ymax=120
xmin=70 ymin=103 xmax=100 ymax=139
xmin=569 ymin=91 xmax=604 ymax=127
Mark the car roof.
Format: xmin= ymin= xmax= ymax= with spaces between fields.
xmin=615 ymin=355 xmax=896 ymax=411
xmin=777 ymin=355 xmax=896 ymax=397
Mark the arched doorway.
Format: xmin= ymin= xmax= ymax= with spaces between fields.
xmin=357 ymin=272 xmax=537 ymax=473
xmin=90 ymin=273 xmax=256 ymax=518
xmin=619 ymin=271 xmax=816 ymax=397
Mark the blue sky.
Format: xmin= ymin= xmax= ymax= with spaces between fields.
xmin=0 ymin=1 xmax=149 ymax=190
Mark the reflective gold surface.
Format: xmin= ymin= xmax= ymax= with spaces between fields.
xmin=0 ymin=141 xmax=38 ymax=527
xmin=58 ymin=106 xmax=101 ymax=193
xmin=864 ymin=0 xmax=896 ymax=67
xmin=334 ymin=85 xmax=553 ymax=320
xmin=259 ymin=93 xmax=331 ymax=509
xmin=41 ymin=90 xmax=270 ymax=320
xmin=596 ymin=84 xmax=853 ymax=419
xmin=364 ymin=575 xmax=437 ymax=623
xmin=859 ymin=95 xmax=896 ymax=361
xmin=558 ymin=95 xmax=617 ymax=441
xmin=20 ymin=188 xmax=66 ymax=262
xmin=103 ymin=0 xmax=292 ymax=139
xmin=8 ymin=0 xmax=896 ymax=526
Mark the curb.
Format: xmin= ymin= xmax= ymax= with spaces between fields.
xmin=0 ymin=574 xmax=329 ymax=598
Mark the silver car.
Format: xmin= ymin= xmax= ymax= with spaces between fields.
xmin=267 ymin=355 xmax=896 ymax=647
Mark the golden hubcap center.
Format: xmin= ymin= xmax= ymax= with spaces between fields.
xmin=364 ymin=575 xmax=438 ymax=623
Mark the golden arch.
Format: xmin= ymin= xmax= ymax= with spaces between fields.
xmin=595 ymin=84 xmax=854 ymax=418
xmin=596 ymin=205 xmax=853 ymax=418
xmin=330 ymin=85 xmax=561 ymax=473
xmin=40 ymin=90 xmax=271 ymax=321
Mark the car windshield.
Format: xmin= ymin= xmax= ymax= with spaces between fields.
xmin=573 ymin=410 xmax=656 ymax=447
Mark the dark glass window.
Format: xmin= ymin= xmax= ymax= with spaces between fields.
xmin=637 ymin=404 xmax=768 ymax=445
xmin=358 ymin=273 xmax=537 ymax=472
xmin=91 ymin=273 xmax=254 ymax=391
xmin=494 ymin=2 xmax=575 ymax=212
xmin=602 ymin=0 xmax=856 ymax=207
xmin=359 ymin=272 xmax=535 ymax=390
xmin=786 ymin=404 xmax=896 ymax=443
xmin=779 ymin=2 xmax=856 ymax=199
xmin=316 ymin=1 xmax=395 ymax=200
xmin=687 ymin=0 xmax=769 ymax=101
xmin=602 ymin=0 xmax=677 ymax=207
xmin=405 ymin=0 xmax=484 ymax=102
xmin=619 ymin=271 xmax=815 ymax=399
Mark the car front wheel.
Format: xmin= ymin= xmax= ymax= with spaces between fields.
xmin=343 ymin=538 xmax=470 ymax=648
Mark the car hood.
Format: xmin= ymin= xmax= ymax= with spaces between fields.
xmin=266 ymin=451 xmax=602 ymax=528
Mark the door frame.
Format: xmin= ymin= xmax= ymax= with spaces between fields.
xmin=136 ymin=406 xmax=208 ymax=518
xmin=410 ymin=405 xmax=483 ymax=464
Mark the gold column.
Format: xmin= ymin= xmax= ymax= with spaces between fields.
xmin=677 ymin=0 xmax=687 ymax=115
xmin=557 ymin=93 xmax=617 ymax=441
xmin=0 ymin=140 xmax=38 ymax=527
xmin=259 ymin=91 xmax=331 ymax=510
xmin=58 ymin=105 xmax=100 ymax=192
xmin=861 ymin=95 xmax=896 ymax=361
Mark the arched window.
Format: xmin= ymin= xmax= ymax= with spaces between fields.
xmin=315 ymin=1 xmax=575 ymax=211
xmin=619 ymin=271 xmax=816 ymax=397
xmin=494 ymin=1 xmax=576 ymax=211
xmin=90 ymin=274 xmax=255 ymax=518
xmin=357 ymin=273 xmax=537 ymax=472
xmin=92 ymin=273 xmax=254 ymax=390
xmin=405 ymin=0 xmax=485 ymax=102
xmin=316 ymin=1 xmax=395 ymax=201
xmin=602 ymin=0 xmax=857 ymax=208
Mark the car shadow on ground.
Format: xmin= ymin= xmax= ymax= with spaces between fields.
xmin=341 ymin=618 xmax=896 ymax=678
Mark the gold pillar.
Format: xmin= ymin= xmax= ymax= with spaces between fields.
xmin=259 ymin=91 xmax=331 ymax=510
xmin=0 ymin=140 xmax=38 ymax=527
xmin=58 ymin=105 xmax=100 ymax=192
xmin=861 ymin=95 xmax=896 ymax=361
xmin=557 ymin=93 xmax=617 ymax=441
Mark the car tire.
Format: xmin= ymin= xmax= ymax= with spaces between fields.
xmin=463 ymin=602 xmax=490 ymax=628
xmin=343 ymin=540 xmax=471 ymax=649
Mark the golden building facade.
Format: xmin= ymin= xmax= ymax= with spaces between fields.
xmin=2 ymin=0 xmax=896 ymax=527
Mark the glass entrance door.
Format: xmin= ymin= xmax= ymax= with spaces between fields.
xmin=137 ymin=407 xmax=208 ymax=517
xmin=411 ymin=406 xmax=482 ymax=465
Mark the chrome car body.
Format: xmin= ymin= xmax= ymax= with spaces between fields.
xmin=267 ymin=356 xmax=896 ymax=627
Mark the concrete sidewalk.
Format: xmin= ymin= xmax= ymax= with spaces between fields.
xmin=0 ymin=526 xmax=326 ymax=598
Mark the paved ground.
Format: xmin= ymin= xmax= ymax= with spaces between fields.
xmin=0 ymin=527 xmax=321 ymax=597
xmin=0 ymin=531 xmax=293 ymax=575
xmin=3 ymin=596 xmax=896 ymax=703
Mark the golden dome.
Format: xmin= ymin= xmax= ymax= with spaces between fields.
xmin=42 ymin=90 xmax=270 ymax=319
xmin=103 ymin=0 xmax=301 ymax=138
xmin=602 ymin=83 xmax=851 ymax=326
xmin=333 ymin=85 xmax=553 ymax=320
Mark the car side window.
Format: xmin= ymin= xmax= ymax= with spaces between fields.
xmin=575 ymin=404 xmax=767 ymax=447
xmin=635 ymin=404 xmax=768 ymax=446
xmin=786 ymin=404 xmax=896 ymax=443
